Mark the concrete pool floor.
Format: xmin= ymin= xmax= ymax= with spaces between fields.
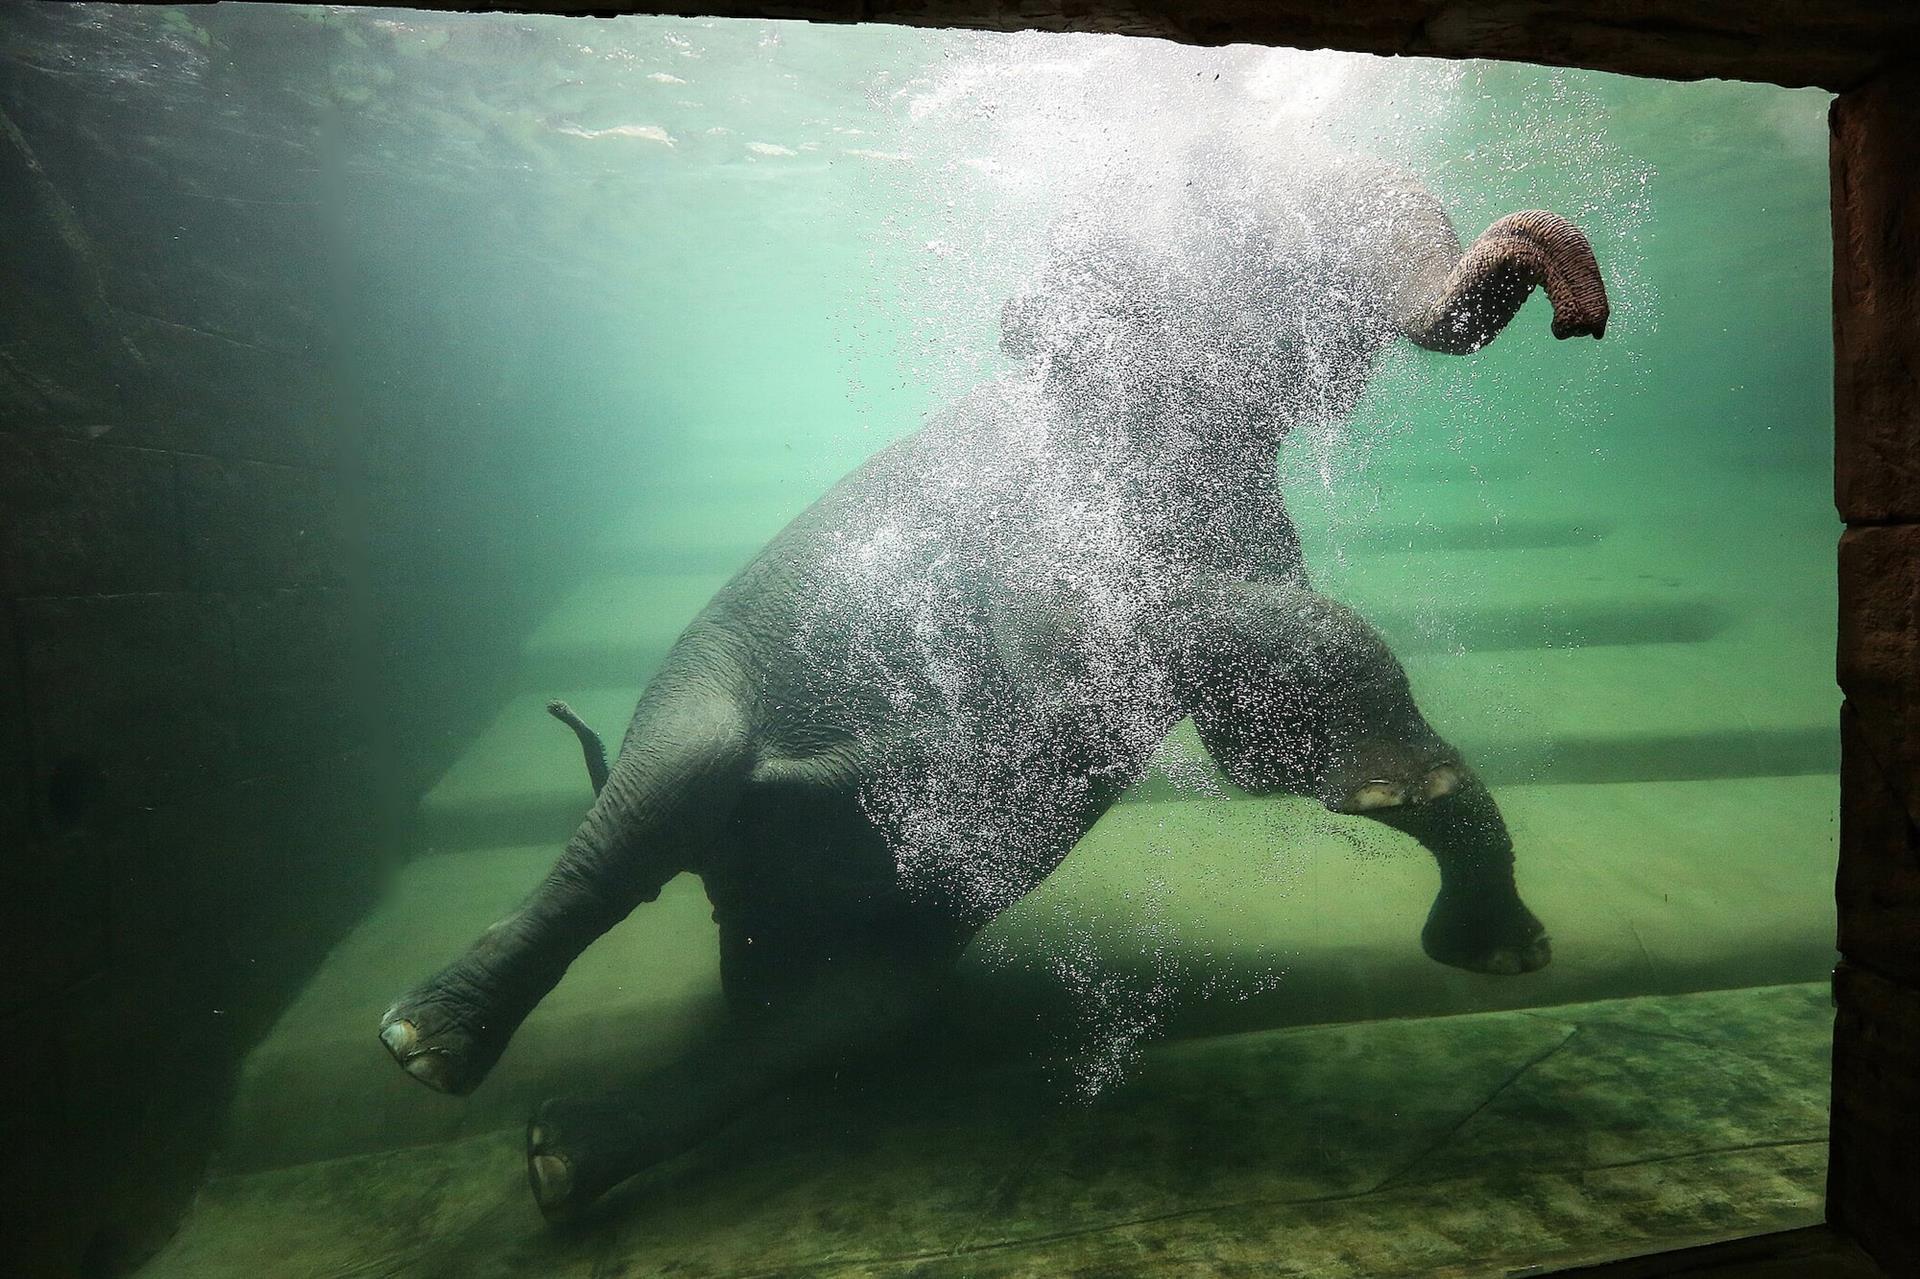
xmin=141 ymin=981 xmax=1830 ymax=1279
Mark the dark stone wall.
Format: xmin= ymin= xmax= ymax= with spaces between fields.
xmin=0 ymin=27 xmax=369 ymax=1279
xmin=0 ymin=8 xmax=604 ymax=1274
xmin=1829 ymin=63 xmax=1920 ymax=1279
xmin=410 ymin=0 xmax=1920 ymax=91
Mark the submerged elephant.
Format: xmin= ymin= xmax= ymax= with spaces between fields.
xmin=379 ymin=139 xmax=1608 ymax=1219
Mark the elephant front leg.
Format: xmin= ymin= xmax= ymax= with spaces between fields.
xmin=1251 ymin=714 xmax=1552 ymax=976
xmin=1362 ymin=766 xmax=1550 ymax=975
xmin=1184 ymin=585 xmax=1549 ymax=976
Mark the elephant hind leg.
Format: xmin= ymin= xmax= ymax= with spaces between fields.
xmin=379 ymin=686 xmax=755 ymax=1096
xmin=527 ymin=924 xmax=946 ymax=1221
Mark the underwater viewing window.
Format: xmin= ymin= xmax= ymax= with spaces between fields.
xmin=0 ymin=4 xmax=1850 ymax=1277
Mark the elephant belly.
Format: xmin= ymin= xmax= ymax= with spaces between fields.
xmin=705 ymin=772 xmax=919 ymax=937
xmin=704 ymin=716 xmax=1147 ymax=949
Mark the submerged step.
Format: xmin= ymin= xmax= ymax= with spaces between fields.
xmin=583 ymin=489 xmax=811 ymax=577
xmin=519 ymin=571 xmax=726 ymax=685
xmin=425 ymin=477 xmax=1835 ymax=856
xmin=1401 ymin=629 xmax=1838 ymax=784
xmin=1334 ymin=515 xmax=1613 ymax=554
xmin=510 ymin=563 xmax=1755 ymax=692
xmin=421 ymin=620 xmax=1836 ymax=856
xmin=1365 ymin=596 xmax=1730 ymax=653
xmin=1291 ymin=464 xmax=1835 ymax=620
xmin=1134 ymin=623 xmax=1835 ymax=799
xmin=418 ymin=688 xmax=641 ymax=851
xmin=226 ymin=774 xmax=1837 ymax=1172
xmin=225 ymin=855 xmax=725 ymax=1172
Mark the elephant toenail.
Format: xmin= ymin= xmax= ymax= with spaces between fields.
xmin=1422 ymin=766 xmax=1461 ymax=800
xmin=404 ymin=1053 xmax=451 ymax=1090
xmin=1350 ymin=781 xmax=1404 ymax=811
xmin=380 ymin=1019 xmax=417 ymax=1057
xmin=529 ymin=1125 xmax=549 ymax=1150
xmin=1484 ymin=950 xmax=1524 ymax=976
xmin=531 ymin=1154 xmax=573 ymax=1207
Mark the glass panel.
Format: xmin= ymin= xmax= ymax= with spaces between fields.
xmin=0 ymin=6 xmax=1834 ymax=1276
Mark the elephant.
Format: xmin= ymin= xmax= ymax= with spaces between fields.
xmin=377 ymin=138 xmax=1609 ymax=1220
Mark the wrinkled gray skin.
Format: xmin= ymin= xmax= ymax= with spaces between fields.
xmin=379 ymin=142 xmax=1609 ymax=1220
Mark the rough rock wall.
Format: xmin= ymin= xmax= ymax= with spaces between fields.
xmin=1829 ymin=63 xmax=1920 ymax=1279
xmin=406 ymin=0 xmax=1920 ymax=91
xmin=0 ymin=8 xmax=597 ymax=1273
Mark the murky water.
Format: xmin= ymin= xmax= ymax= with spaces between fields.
xmin=2 ymin=6 xmax=1836 ymax=1276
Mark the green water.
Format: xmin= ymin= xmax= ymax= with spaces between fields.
xmin=5 ymin=6 xmax=1838 ymax=1276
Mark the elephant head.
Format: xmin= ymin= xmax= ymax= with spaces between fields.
xmin=998 ymin=138 xmax=1609 ymax=437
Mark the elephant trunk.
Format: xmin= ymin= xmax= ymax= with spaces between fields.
xmin=1402 ymin=210 xmax=1610 ymax=355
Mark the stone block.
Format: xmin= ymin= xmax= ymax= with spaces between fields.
xmin=1832 ymin=68 xmax=1920 ymax=523
xmin=235 ymin=681 xmax=364 ymax=781
xmin=0 ymin=866 xmax=52 ymax=1019
xmin=95 ymin=177 xmax=326 ymax=365
xmin=1839 ymin=705 xmax=1920 ymax=988
xmin=56 ymin=969 xmax=157 ymax=1158
xmin=116 ymin=798 xmax=231 ymax=979
xmin=0 ymin=272 xmax=122 ymax=431
xmin=178 ymin=456 xmax=343 ymax=592
xmin=17 ymin=593 xmax=237 ymax=814
xmin=46 ymin=835 xmax=111 ymax=993
xmin=228 ymin=589 xmax=353 ymax=687
xmin=0 ymin=1006 xmax=60 ymax=1133
xmin=0 ymin=820 xmax=118 ymax=1018
xmin=191 ymin=762 xmax=387 ymax=1007
xmin=226 ymin=589 xmax=368 ymax=777
xmin=125 ymin=316 xmax=338 ymax=469
xmin=45 ymin=959 xmax=230 ymax=1279
xmin=0 ymin=82 xmax=141 ymax=440
xmin=1830 ymin=961 xmax=1920 ymax=1277
xmin=0 ymin=433 xmax=183 ymax=596
xmin=0 ymin=1006 xmax=85 ymax=1278
xmin=0 ymin=604 xmax=28 ymax=853
xmin=125 ymin=759 xmax=386 ymax=1044
xmin=145 ymin=788 xmax=288 ymax=1006
xmin=1837 ymin=524 xmax=1920 ymax=824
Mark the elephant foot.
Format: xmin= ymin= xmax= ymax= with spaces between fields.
xmin=379 ymin=978 xmax=516 ymax=1096
xmin=1422 ymin=888 xmax=1552 ymax=975
xmin=527 ymin=1114 xmax=589 ymax=1221
xmin=526 ymin=1092 xmax=733 ymax=1223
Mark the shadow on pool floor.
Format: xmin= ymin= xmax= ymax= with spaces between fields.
xmin=140 ymin=982 xmax=1831 ymax=1279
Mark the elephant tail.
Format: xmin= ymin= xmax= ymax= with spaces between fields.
xmin=545 ymin=699 xmax=610 ymax=797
